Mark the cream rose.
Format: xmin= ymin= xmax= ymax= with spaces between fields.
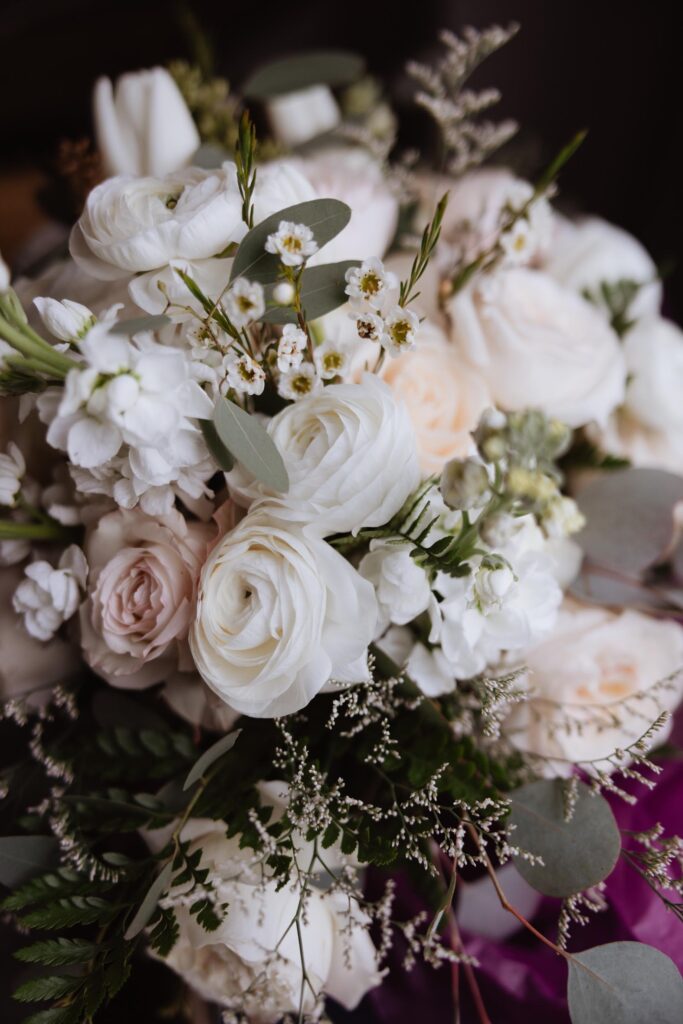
xmin=380 ymin=322 xmax=491 ymax=472
xmin=80 ymin=508 xmax=212 ymax=688
xmin=448 ymin=268 xmax=626 ymax=427
xmin=190 ymin=504 xmax=377 ymax=717
xmin=227 ymin=374 xmax=420 ymax=537
xmin=591 ymin=316 xmax=683 ymax=474
xmin=158 ymin=819 xmax=381 ymax=1022
xmin=545 ymin=215 xmax=662 ymax=321
xmin=503 ymin=600 xmax=683 ymax=772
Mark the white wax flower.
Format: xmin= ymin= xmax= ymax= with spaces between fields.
xmin=190 ymin=504 xmax=377 ymax=717
xmin=33 ymin=297 xmax=95 ymax=342
xmin=13 ymin=545 xmax=87 ymax=642
xmin=266 ymin=84 xmax=341 ymax=148
xmin=224 ymin=277 xmax=265 ymax=328
xmin=227 ymin=374 xmax=421 ymax=537
xmin=0 ymin=443 xmax=25 ymax=507
xmin=277 ymin=324 xmax=308 ymax=372
xmin=265 ymin=220 xmax=319 ymax=267
xmin=93 ymin=67 xmax=200 ymax=178
xmin=345 ymin=257 xmax=398 ymax=311
xmin=381 ymin=306 xmax=420 ymax=357
xmin=223 ymin=352 xmax=266 ymax=396
xmin=314 ymin=337 xmax=351 ymax=380
xmin=277 ymin=362 xmax=321 ymax=401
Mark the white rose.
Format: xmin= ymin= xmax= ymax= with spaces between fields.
xmin=591 ymin=316 xmax=683 ymax=474
xmin=190 ymin=504 xmax=378 ymax=717
xmin=504 ymin=600 xmax=683 ymax=772
xmin=297 ymin=147 xmax=399 ymax=262
xmin=93 ymin=67 xmax=200 ymax=178
xmin=448 ymin=268 xmax=626 ymax=427
xmin=158 ymin=819 xmax=381 ymax=1022
xmin=359 ymin=541 xmax=433 ymax=633
xmin=545 ymin=215 xmax=662 ymax=321
xmin=227 ymin=374 xmax=420 ymax=537
xmin=267 ymin=84 xmax=341 ymax=147
xmin=380 ymin=322 xmax=491 ymax=473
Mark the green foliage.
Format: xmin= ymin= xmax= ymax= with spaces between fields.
xmin=235 ymin=110 xmax=257 ymax=228
xmin=242 ymin=50 xmax=365 ymax=99
xmin=567 ymin=941 xmax=683 ymax=1024
xmin=213 ymin=396 xmax=289 ymax=491
xmin=399 ymin=193 xmax=449 ymax=307
xmin=262 ymin=261 xmax=359 ymax=324
xmin=15 ymin=938 xmax=102 ymax=967
xmin=582 ymin=278 xmax=641 ymax=337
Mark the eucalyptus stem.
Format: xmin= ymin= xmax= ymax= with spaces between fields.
xmin=0 ymin=519 xmax=76 ymax=542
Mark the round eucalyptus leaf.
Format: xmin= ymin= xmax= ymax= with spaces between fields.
xmin=576 ymin=467 xmax=683 ymax=575
xmin=568 ymin=941 xmax=683 ymax=1024
xmin=510 ymin=779 xmax=620 ymax=898
xmin=569 ymin=563 xmax=673 ymax=613
xmin=243 ymin=51 xmax=365 ymax=99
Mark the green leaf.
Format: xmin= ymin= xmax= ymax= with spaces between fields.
xmin=15 ymin=938 xmax=100 ymax=966
xmin=0 ymin=836 xmax=59 ymax=888
xmin=576 ymin=468 xmax=683 ymax=576
xmin=509 ymin=779 xmax=620 ymax=898
xmin=192 ymin=142 xmax=231 ymax=169
xmin=243 ymin=50 xmax=365 ymax=99
xmin=230 ymin=198 xmax=351 ymax=284
xmin=109 ymin=315 xmax=171 ymax=335
xmin=567 ymin=941 xmax=683 ymax=1024
xmin=24 ymin=1009 xmax=80 ymax=1024
xmin=214 ymin=398 xmax=288 ymax=492
xmin=124 ymin=861 xmax=174 ymax=940
xmin=14 ymin=974 xmax=82 ymax=1003
xmin=263 ymin=261 xmax=359 ymax=323
xmin=183 ymin=729 xmax=242 ymax=791
xmin=200 ymin=418 xmax=235 ymax=471
xmin=20 ymin=895 xmax=118 ymax=929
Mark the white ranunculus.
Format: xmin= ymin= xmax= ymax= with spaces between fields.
xmin=227 ymin=374 xmax=420 ymax=537
xmin=94 ymin=67 xmax=200 ymax=178
xmin=297 ymin=147 xmax=399 ymax=262
xmin=266 ymin=84 xmax=341 ymax=148
xmin=359 ymin=541 xmax=434 ymax=633
xmin=158 ymin=819 xmax=381 ymax=1022
xmin=33 ymin=297 xmax=95 ymax=342
xmin=12 ymin=545 xmax=87 ymax=642
xmin=448 ymin=268 xmax=626 ymax=427
xmin=591 ymin=316 xmax=683 ymax=474
xmin=545 ymin=215 xmax=662 ymax=321
xmin=503 ymin=600 xmax=683 ymax=773
xmin=190 ymin=504 xmax=377 ymax=717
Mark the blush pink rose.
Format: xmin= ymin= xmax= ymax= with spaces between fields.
xmin=80 ymin=508 xmax=212 ymax=688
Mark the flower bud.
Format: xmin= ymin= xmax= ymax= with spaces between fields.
xmin=440 ymin=457 xmax=490 ymax=510
xmin=272 ymin=281 xmax=296 ymax=306
xmin=33 ymin=297 xmax=95 ymax=342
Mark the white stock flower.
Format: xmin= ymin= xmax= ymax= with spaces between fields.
xmin=448 ymin=268 xmax=626 ymax=427
xmin=381 ymin=306 xmax=420 ymax=357
xmin=359 ymin=541 xmax=433 ymax=633
xmin=157 ymin=819 xmax=381 ymax=1021
xmin=190 ymin=504 xmax=377 ymax=717
xmin=545 ymin=215 xmax=662 ymax=321
xmin=277 ymin=362 xmax=321 ymax=401
xmin=276 ymin=324 xmax=307 ymax=372
xmin=223 ymin=352 xmax=266 ymax=396
xmin=33 ymin=297 xmax=95 ymax=342
xmin=503 ymin=600 xmax=683 ymax=773
xmin=265 ymin=220 xmax=318 ymax=267
xmin=224 ymin=277 xmax=265 ymax=327
xmin=314 ymin=338 xmax=351 ymax=380
xmin=267 ymin=84 xmax=341 ymax=148
xmin=345 ymin=257 xmax=398 ymax=310
xmin=227 ymin=374 xmax=421 ymax=536
xmin=93 ymin=67 xmax=200 ymax=178
xmin=591 ymin=316 xmax=683 ymax=475
xmin=0 ymin=443 xmax=25 ymax=507
xmin=12 ymin=545 xmax=87 ymax=642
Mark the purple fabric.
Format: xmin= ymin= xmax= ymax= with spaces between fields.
xmin=356 ymin=735 xmax=683 ymax=1024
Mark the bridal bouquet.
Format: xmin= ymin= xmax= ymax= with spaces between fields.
xmin=2 ymin=22 xmax=683 ymax=1024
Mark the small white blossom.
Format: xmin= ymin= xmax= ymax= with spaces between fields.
xmin=499 ymin=218 xmax=536 ymax=265
xmin=542 ymin=495 xmax=586 ymax=538
xmin=224 ymin=277 xmax=265 ymax=328
xmin=278 ymin=363 xmax=322 ymax=401
xmin=272 ymin=280 xmax=296 ymax=306
xmin=33 ymin=297 xmax=95 ymax=342
xmin=381 ymin=306 xmax=420 ymax=356
xmin=265 ymin=220 xmax=318 ymax=267
xmin=0 ymin=251 xmax=10 ymax=291
xmin=345 ymin=257 xmax=398 ymax=310
xmin=0 ymin=443 xmax=25 ymax=507
xmin=352 ymin=310 xmax=384 ymax=343
xmin=223 ymin=351 xmax=266 ymax=396
xmin=13 ymin=545 xmax=88 ymax=641
xmin=314 ymin=338 xmax=351 ymax=380
xmin=277 ymin=324 xmax=308 ymax=372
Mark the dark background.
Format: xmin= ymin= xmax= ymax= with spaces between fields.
xmin=0 ymin=0 xmax=681 ymax=316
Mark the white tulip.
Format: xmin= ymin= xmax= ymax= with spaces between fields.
xmin=93 ymin=67 xmax=200 ymax=178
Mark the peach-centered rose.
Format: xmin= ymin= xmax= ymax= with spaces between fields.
xmin=80 ymin=508 xmax=212 ymax=688
xmin=380 ymin=323 xmax=491 ymax=473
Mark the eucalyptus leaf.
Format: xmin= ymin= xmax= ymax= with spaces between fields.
xmin=243 ymin=50 xmax=365 ymax=99
xmin=262 ymin=260 xmax=359 ymax=324
xmin=200 ymin=419 xmax=235 ymax=471
xmin=569 ymin=564 xmax=674 ymax=614
xmin=183 ymin=729 xmax=242 ymax=792
xmin=214 ymin=398 xmax=288 ymax=492
xmin=568 ymin=941 xmax=683 ymax=1024
xmin=230 ymin=199 xmax=351 ymax=284
xmin=123 ymin=861 xmax=174 ymax=940
xmin=509 ymin=779 xmax=620 ymax=898
xmin=0 ymin=836 xmax=60 ymax=888
xmin=576 ymin=468 xmax=683 ymax=575
xmin=110 ymin=315 xmax=171 ymax=335
xmin=192 ymin=142 xmax=231 ymax=169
